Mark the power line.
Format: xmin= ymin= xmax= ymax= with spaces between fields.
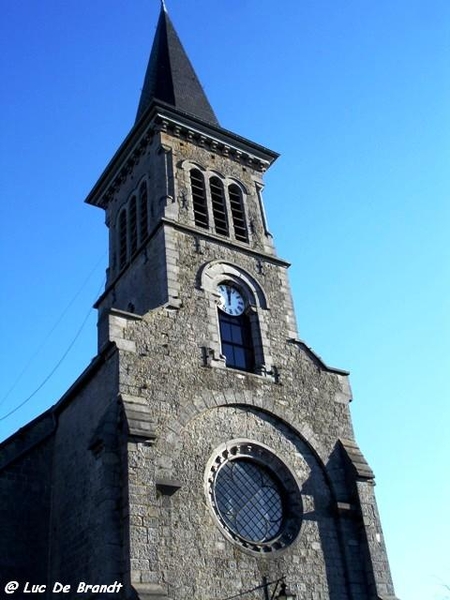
xmin=0 ymin=274 xmax=105 ymax=422
xmin=0 ymin=253 xmax=105 ymax=408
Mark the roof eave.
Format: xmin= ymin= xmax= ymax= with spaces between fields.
xmin=85 ymin=100 xmax=279 ymax=209
xmin=151 ymin=100 xmax=280 ymax=162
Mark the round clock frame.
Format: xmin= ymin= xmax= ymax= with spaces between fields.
xmin=217 ymin=283 xmax=246 ymax=316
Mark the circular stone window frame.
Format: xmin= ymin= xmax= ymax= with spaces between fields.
xmin=204 ymin=439 xmax=303 ymax=555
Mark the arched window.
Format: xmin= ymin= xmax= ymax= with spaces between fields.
xmin=200 ymin=262 xmax=270 ymax=375
xmin=217 ymin=283 xmax=255 ymax=372
xmin=210 ymin=177 xmax=229 ymax=236
xmin=139 ymin=181 xmax=148 ymax=242
xmin=190 ymin=169 xmax=208 ymax=229
xmin=229 ymin=184 xmax=248 ymax=242
xmin=129 ymin=196 xmax=137 ymax=256
xmin=118 ymin=209 xmax=128 ymax=269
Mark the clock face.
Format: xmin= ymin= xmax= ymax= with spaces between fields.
xmin=218 ymin=284 xmax=245 ymax=316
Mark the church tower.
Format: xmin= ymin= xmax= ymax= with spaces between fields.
xmin=0 ymin=5 xmax=398 ymax=600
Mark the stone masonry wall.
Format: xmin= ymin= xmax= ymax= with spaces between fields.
xmin=126 ymin=402 xmax=353 ymax=600
xmin=48 ymin=352 xmax=124 ymax=589
xmin=112 ymin=265 xmax=362 ymax=599
xmin=103 ymin=125 xmax=365 ymax=597
xmin=0 ymin=429 xmax=54 ymax=587
xmin=92 ymin=121 xmax=394 ymax=599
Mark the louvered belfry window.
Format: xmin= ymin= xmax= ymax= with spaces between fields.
xmin=190 ymin=169 xmax=209 ymax=229
xmin=139 ymin=181 xmax=148 ymax=242
xmin=190 ymin=170 xmax=249 ymax=243
xmin=229 ymin=184 xmax=248 ymax=242
xmin=210 ymin=177 xmax=229 ymax=236
xmin=129 ymin=196 xmax=138 ymax=256
xmin=119 ymin=209 xmax=128 ymax=269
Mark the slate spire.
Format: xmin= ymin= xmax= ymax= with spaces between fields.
xmin=136 ymin=5 xmax=219 ymax=126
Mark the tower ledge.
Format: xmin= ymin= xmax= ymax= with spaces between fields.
xmin=85 ymin=102 xmax=279 ymax=210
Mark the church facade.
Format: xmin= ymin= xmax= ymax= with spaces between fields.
xmin=0 ymin=6 xmax=397 ymax=600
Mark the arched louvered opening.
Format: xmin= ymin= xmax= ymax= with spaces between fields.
xmin=139 ymin=181 xmax=149 ymax=242
xmin=129 ymin=196 xmax=137 ymax=256
xmin=118 ymin=209 xmax=128 ymax=269
xmin=228 ymin=184 xmax=248 ymax=242
xmin=190 ymin=169 xmax=208 ymax=229
xmin=210 ymin=177 xmax=229 ymax=236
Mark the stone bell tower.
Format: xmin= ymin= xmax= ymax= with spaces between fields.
xmin=0 ymin=4 xmax=398 ymax=600
xmin=82 ymin=5 xmax=397 ymax=598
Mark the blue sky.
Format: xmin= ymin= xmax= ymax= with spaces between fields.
xmin=1 ymin=2 xmax=449 ymax=598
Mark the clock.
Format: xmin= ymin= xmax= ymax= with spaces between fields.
xmin=217 ymin=284 xmax=245 ymax=316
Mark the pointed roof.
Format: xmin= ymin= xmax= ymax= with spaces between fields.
xmin=135 ymin=4 xmax=219 ymax=126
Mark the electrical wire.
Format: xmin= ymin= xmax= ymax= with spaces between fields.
xmin=0 ymin=272 xmax=105 ymax=422
xmin=0 ymin=252 xmax=106 ymax=408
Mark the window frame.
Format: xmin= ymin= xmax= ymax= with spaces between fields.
xmin=114 ymin=178 xmax=150 ymax=274
xmin=218 ymin=297 xmax=255 ymax=372
xmin=199 ymin=262 xmax=273 ymax=377
xmin=139 ymin=180 xmax=149 ymax=243
xmin=228 ymin=183 xmax=248 ymax=243
xmin=210 ymin=176 xmax=229 ymax=237
xmin=118 ymin=208 xmax=128 ymax=269
xmin=186 ymin=165 xmax=250 ymax=244
xmin=190 ymin=168 xmax=209 ymax=229
xmin=129 ymin=195 xmax=138 ymax=256
xmin=205 ymin=440 xmax=303 ymax=555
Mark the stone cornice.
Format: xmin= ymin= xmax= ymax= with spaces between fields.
xmin=94 ymin=218 xmax=291 ymax=310
xmin=287 ymin=338 xmax=350 ymax=376
xmin=161 ymin=218 xmax=291 ymax=267
xmin=85 ymin=101 xmax=279 ymax=210
xmin=152 ymin=103 xmax=279 ymax=171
